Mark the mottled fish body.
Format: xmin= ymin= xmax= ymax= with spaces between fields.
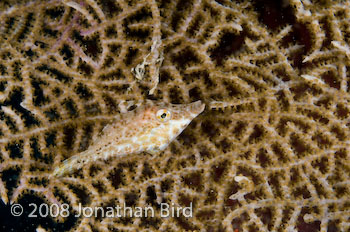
xmin=52 ymin=100 xmax=205 ymax=177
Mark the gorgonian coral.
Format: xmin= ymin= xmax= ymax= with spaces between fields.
xmin=0 ymin=0 xmax=349 ymax=231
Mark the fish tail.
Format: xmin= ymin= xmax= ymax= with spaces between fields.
xmin=51 ymin=155 xmax=82 ymax=177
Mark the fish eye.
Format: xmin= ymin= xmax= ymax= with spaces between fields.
xmin=156 ymin=109 xmax=171 ymax=122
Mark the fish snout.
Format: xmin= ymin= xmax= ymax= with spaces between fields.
xmin=188 ymin=100 xmax=205 ymax=117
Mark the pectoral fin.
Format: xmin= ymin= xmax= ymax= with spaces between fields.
xmin=146 ymin=148 xmax=162 ymax=156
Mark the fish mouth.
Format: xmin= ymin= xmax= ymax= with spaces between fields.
xmin=188 ymin=100 xmax=205 ymax=116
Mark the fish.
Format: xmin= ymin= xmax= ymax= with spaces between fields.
xmin=51 ymin=100 xmax=205 ymax=177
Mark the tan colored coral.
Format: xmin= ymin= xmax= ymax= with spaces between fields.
xmin=0 ymin=0 xmax=350 ymax=231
